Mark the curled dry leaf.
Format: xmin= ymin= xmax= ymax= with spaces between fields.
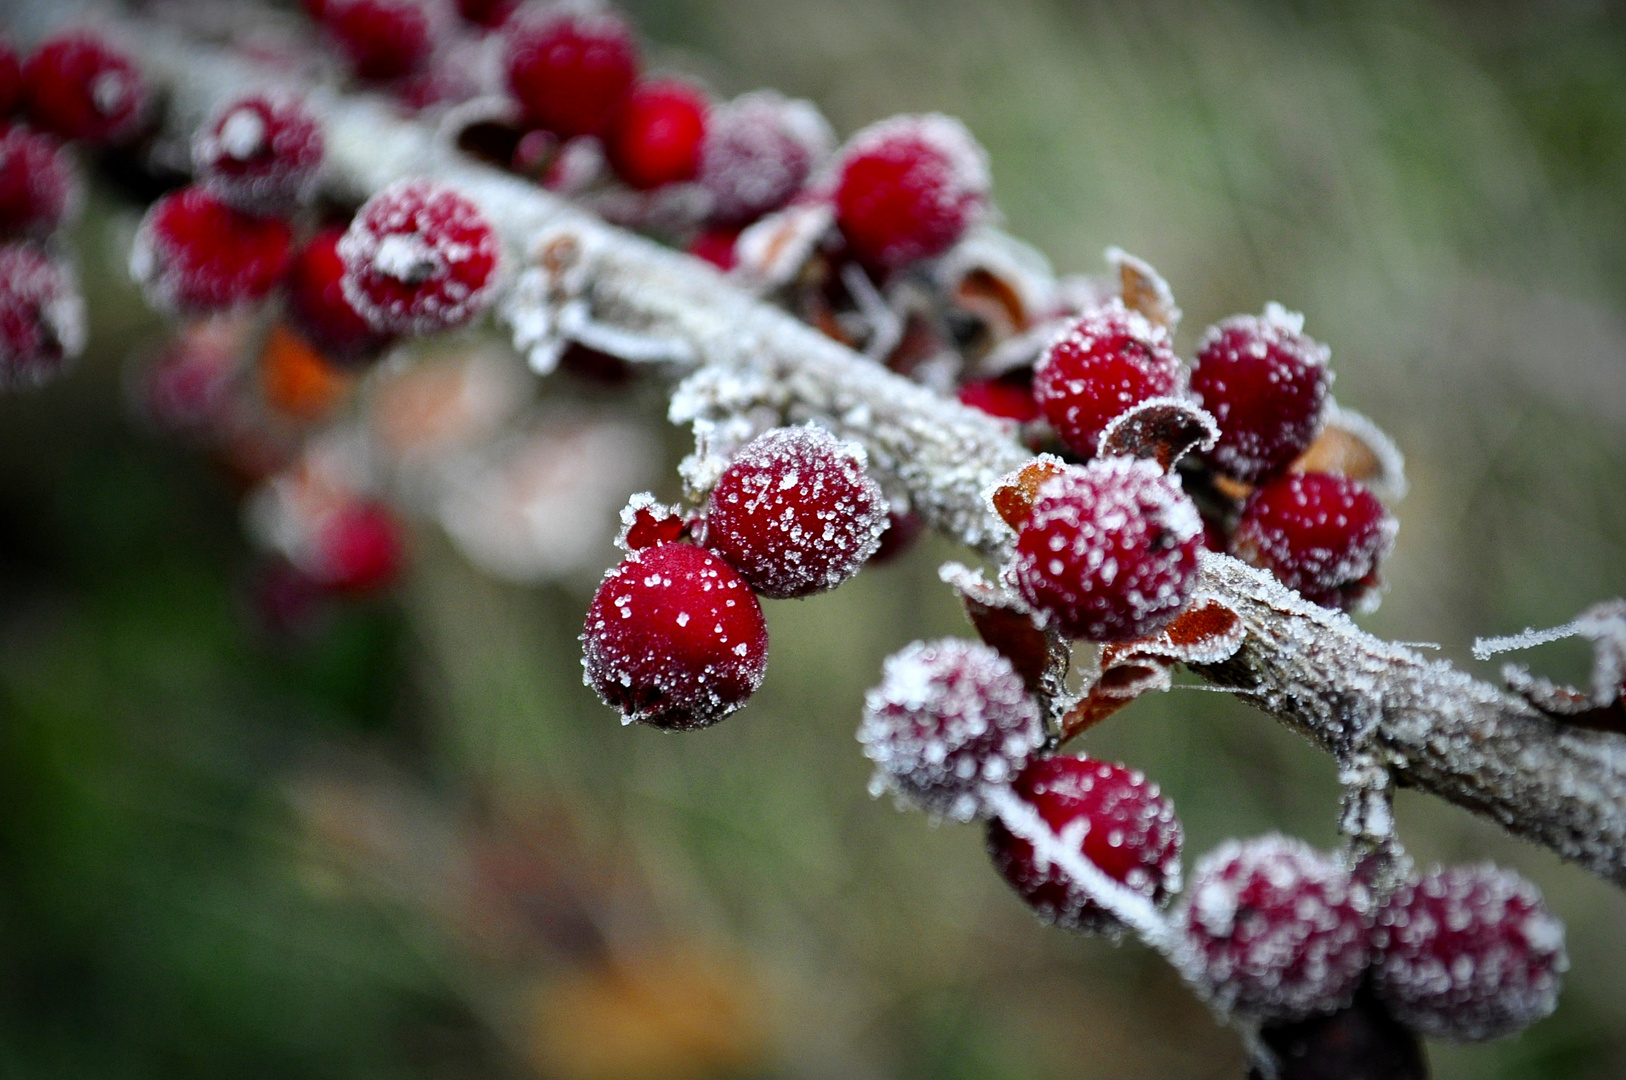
xmin=935 ymin=228 xmax=1057 ymax=344
xmin=988 ymin=453 xmax=1068 ymax=531
xmin=1107 ymin=247 xmax=1180 ymax=334
xmin=734 ymin=201 xmax=835 ymax=290
xmin=938 ymin=561 xmax=1058 ymax=695
xmin=1097 ymin=397 xmax=1219 ymax=473
xmin=1291 ymin=401 xmax=1408 ymax=502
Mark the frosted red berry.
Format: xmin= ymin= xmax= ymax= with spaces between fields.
xmin=582 ymin=542 xmax=769 ymax=731
xmin=322 ymin=0 xmax=443 ymax=82
xmin=1175 ymin=835 xmax=1373 ymax=1022
xmin=859 ymin=638 xmax=1045 ymax=821
xmin=606 ymin=78 xmax=709 ymax=191
xmin=337 ymin=178 xmax=503 ymax=336
xmin=0 ymin=37 xmax=22 ymax=117
xmin=0 ymin=243 xmax=84 ymax=388
xmin=833 ymin=113 xmax=990 ymax=274
xmin=306 ymin=501 xmax=407 ymax=594
xmin=1231 ymin=471 xmax=1395 ymax=611
xmin=504 ymin=8 xmax=639 ymax=139
xmin=0 ymin=128 xmax=80 ymax=238
xmin=286 ymin=227 xmax=396 ymax=365
xmin=958 ymin=370 xmax=1039 ymax=423
xmin=1372 ymin=863 xmax=1566 ymax=1042
xmin=22 ymin=31 xmax=147 ymax=144
xmin=703 ymin=425 xmax=888 ymax=600
xmin=699 ymin=91 xmax=831 ymax=225
xmin=1032 ymin=300 xmax=1181 ymax=459
xmin=193 ymin=94 xmax=325 ymax=214
xmin=130 ymin=186 xmax=294 ymax=314
xmin=987 ymin=755 xmax=1182 ymax=934
xmin=1010 ymin=457 xmax=1203 ymax=642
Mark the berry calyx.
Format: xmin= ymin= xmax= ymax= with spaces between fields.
xmin=859 ymin=638 xmax=1045 ymax=821
xmin=582 ymin=542 xmax=769 ymax=731
xmin=987 ymin=755 xmax=1182 ymax=934
xmin=1032 ymin=300 xmax=1181 ymax=459
xmin=1231 ymin=471 xmax=1395 ymax=611
xmin=606 ymin=78 xmax=709 ymax=190
xmin=285 ymin=226 xmax=396 ymax=365
xmin=1009 ymin=457 xmax=1203 ymax=642
xmin=699 ymin=90 xmax=831 ymax=225
xmin=306 ymin=500 xmax=407 ymax=594
xmin=22 ymin=31 xmax=147 ymax=144
xmin=130 ymin=187 xmax=293 ymax=314
xmin=0 ymin=128 xmax=80 ymax=239
xmin=702 ymin=425 xmax=888 ymax=600
xmin=504 ymin=8 xmax=639 ymax=139
xmin=0 ymin=243 xmax=84 ymax=389
xmin=1372 ymin=863 xmax=1567 ymax=1042
xmin=193 ymin=94 xmax=325 ymax=214
xmin=321 ymin=0 xmax=443 ymax=82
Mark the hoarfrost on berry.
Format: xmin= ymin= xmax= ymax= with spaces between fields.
xmin=130 ymin=187 xmax=293 ymax=314
xmin=193 ymin=93 xmax=325 ymax=214
xmin=0 ymin=243 xmax=84 ymax=389
xmin=0 ymin=128 xmax=80 ymax=239
xmin=1032 ymin=299 xmax=1182 ymax=460
xmin=699 ymin=90 xmax=832 ymax=225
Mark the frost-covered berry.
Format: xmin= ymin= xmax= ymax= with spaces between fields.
xmin=1191 ymin=304 xmax=1331 ymax=483
xmin=0 ymin=128 xmax=80 ymax=239
xmin=130 ymin=187 xmax=293 ymax=314
xmin=193 ymin=94 xmax=325 ymax=213
xmin=703 ymin=425 xmax=888 ymax=600
xmin=1032 ymin=300 xmax=1181 ymax=459
xmin=22 ymin=31 xmax=147 ymax=144
xmin=833 ymin=113 xmax=990 ymax=275
xmin=582 ymin=542 xmax=769 ymax=731
xmin=1010 ymin=457 xmax=1202 ymax=642
xmin=957 ymin=370 xmax=1039 ymax=423
xmin=858 ymin=638 xmax=1045 ymax=822
xmin=322 ymin=0 xmax=444 ymax=81
xmin=987 ymin=755 xmax=1182 ymax=934
xmin=307 ymin=501 xmax=408 ymax=594
xmin=286 ymin=227 xmax=396 ymax=365
xmin=605 ymin=78 xmax=709 ymax=190
xmin=338 ymin=178 xmax=503 ymax=336
xmin=699 ymin=91 xmax=831 ymax=225
xmin=1175 ymin=835 xmax=1373 ymax=1022
xmin=504 ymin=8 xmax=639 ymax=139
xmin=1372 ymin=864 xmax=1566 ymax=1042
xmin=1231 ymin=471 xmax=1395 ymax=611
xmin=0 ymin=37 xmax=23 ymax=117
xmin=0 ymin=243 xmax=84 ymax=388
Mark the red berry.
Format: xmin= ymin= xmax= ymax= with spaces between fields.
xmin=455 ymin=0 xmax=516 ymax=27
xmin=308 ymin=500 xmax=407 ymax=594
xmin=22 ymin=31 xmax=147 ymax=144
xmin=504 ymin=8 xmax=639 ymax=139
xmin=833 ymin=113 xmax=989 ymax=274
xmin=859 ymin=638 xmax=1045 ymax=821
xmin=958 ymin=369 xmax=1040 ymax=423
xmin=1372 ymin=864 xmax=1566 ymax=1042
xmin=1010 ymin=457 xmax=1203 ymax=642
xmin=0 ymin=36 xmax=22 ymax=116
xmin=1175 ymin=835 xmax=1373 ymax=1022
xmin=1032 ymin=300 xmax=1181 ymax=459
xmin=699 ymin=90 xmax=831 ymax=225
xmin=582 ymin=542 xmax=769 ymax=731
xmin=987 ymin=755 xmax=1182 ymax=933
xmin=0 ymin=128 xmax=80 ymax=239
xmin=687 ymin=225 xmax=739 ymax=271
xmin=1231 ymin=471 xmax=1395 ymax=611
xmin=0 ymin=243 xmax=84 ymax=388
xmin=322 ymin=0 xmax=444 ymax=81
xmin=606 ymin=78 xmax=709 ymax=191
xmin=193 ymin=94 xmax=325 ymax=214
xmin=130 ymin=186 xmax=294 ymax=314
xmin=337 ymin=178 xmax=504 ymax=336
xmin=703 ymin=425 xmax=888 ymax=600
xmin=286 ymin=227 xmax=395 ymax=365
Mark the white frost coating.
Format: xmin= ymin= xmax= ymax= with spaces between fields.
xmin=0 ymin=246 xmax=85 ymax=389
xmin=699 ymin=90 xmax=833 ymax=225
xmin=1105 ymin=246 xmax=1181 ymax=332
xmin=1474 ymin=619 xmax=1591 ymax=662
xmin=1318 ymin=400 xmax=1409 ymax=502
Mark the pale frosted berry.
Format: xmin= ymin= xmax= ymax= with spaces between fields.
xmin=1191 ymin=304 xmax=1331 ymax=483
xmin=582 ymin=542 xmax=769 ymax=731
xmin=193 ymin=94 xmax=324 ymax=213
xmin=1032 ymin=300 xmax=1181 ymax=459
xmin=699 ymin=91 xmax=831 ymax=225
xmin=0 ymin=243 xmax=84 ymax=388
xmin=130 ymin=186 xmax=293 ymax=314
xmin=833 ymin=113 xmax=989 ymax=274
xmin=322 ymin=0 xmax=444 ymax=81
xmin=338 ymin=178 xmax=503 ymax=336
xmin=22 ymin=31 xmax=147 ymax=144
xmin=1010 ymin=458 xmax=1203 ymax=642
xmin=957 ymin=370 xmax=1039 ymax=423
xmin=1372 ymin=864 xmax=1566 ymax=1042
xmin=0 ymin=37 xmax=22 ymax=117
xmin=703 ymin=425 xmax=887 ymax=599
xmin=504 ymin=8 xmax=639 ymax=139
xmin=858 ymin=638 xmax=1045 ymax=822
xmin=306 ymin=501 xmax=408 ymax=595
xmin=286 ymin=227 xmax=395 ymax=365
xmin=0 ymin=128 xmax=80 ymax=238
xmin=987 ymin=755 xmax=1182 ymax=934
xmin=1232 ymin=471 xmax=1395 ymax=611
xmin=1175 ymin=835 xmax=1373 ymax=1022
xmin=606 ymin=78 xmax=709 ymax=190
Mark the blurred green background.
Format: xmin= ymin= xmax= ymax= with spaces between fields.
xmin=3 ymin=0 xmax=1625 ymax=1077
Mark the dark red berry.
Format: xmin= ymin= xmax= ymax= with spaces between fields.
xmin=1010 ymin=457 xmax=1203 ymax=642
xmin=987 ymin=755 xmax=1182 ymax=933
xmin=504 ymin=8 xmax=639 ymax=139
xmin=699 ymin=90 xmax=831 ymax=225
xmin=1175 ymin=835 xmax=1373 ymax=1022
xmin=687 ymin=225 xmax=739 ymax=271
xmin=1372 ymin=863 xmax=1566 ymax=1042
xmin=582 ymin=542 xmax=769 ymax=731
xmin=1032 ymin=300 xmax=1181 ymax=459
xmin=0 ymin=128 xmax=79 ymax=238
xmin=703 ymin=425 xmax=888 ymax=600
xmin=833 ymin=113 xmax=989 ymax=274
xmin=858 ymin=638 xmax=1045 ymax=821
xmin=193 ymin=94 xmax=325 ymax=213
xmin=0 ymin=37 xmax=22 ymax=116
xmin=1231 ymin=471 xmax=1395 ymax=611
xmin=22 ymin=31 xmax=147 ymax=144
xmin=307 ymin=500 xmax=407 ymax=594
xmin=958 ymin=369 xmax=1039 ymax=423
xmin=606 ymin=78 xmax=708 ymax=191
xmin=286 ymin=226 xmax=396 ymax=365
xmin=337 ymin=178 xmax=504 ymax=336
xmin=0 ymin=243 xmax=84 ymax=388
xmin=455 ymin=0 xmax=516 ymax=27
xmin=322 ymin=0 xmax=443 ymax=82
xmin=130 ymin=186 xmax=293 ymax=314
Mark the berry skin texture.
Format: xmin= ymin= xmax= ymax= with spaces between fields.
xmin=0 ymin=37 xmax=22 ymax=117
xmin=322 ymin=0 xmax=443 ymax=82
xmin=1231 ymin=471 xmax=1396 ymax=611
xmin=337 ymin=178 xmax=504 ymax=336
xmin=0 ymin=243 xmax=85 ymax=389
xmin=1010 ymin=457 xmax=1203 ymax=643
xmin=699 ymin=90 xmax=832 ymax=225
xmin=1033 ymin=300 xmax=1182 ymax=459
xmin=0 ymin=128 xmax=80 ymax=239
xmin=22 ymin=31 xmax=147 ymax=144
xmin=1372 ymin=863 xmax=1567 ymax=1042
xmin=833 ymin=113 xmax=990 ymax=275
xmin=1175 ymin=835 xmax=1373 ymax=1022
xmin=193 ymin=94 xmax=325 ymax=214
xmin=858 ymin=638 xmax=1046 ymax=822
xmin=286 ymin=227 xmax=396 ymax=365
xmin=504 ymin=9 xmax=639 ymax=139
xmin=130 ymin=187 xmax=294 ymax=314
xmin=1191 ymin=303 xmax=1332 ymax=483
xmin=308 ymin=501 xmax=407 ymax=595
xmin=606 ymin=78 xmax=709 ymax=190
xmin=582 ymin=542 xmax=769 ymax=731
xmin=987 ymin=755 xmax=1183 ymax=934
xmin=703 ymin=425 xmax=888 ymax=600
